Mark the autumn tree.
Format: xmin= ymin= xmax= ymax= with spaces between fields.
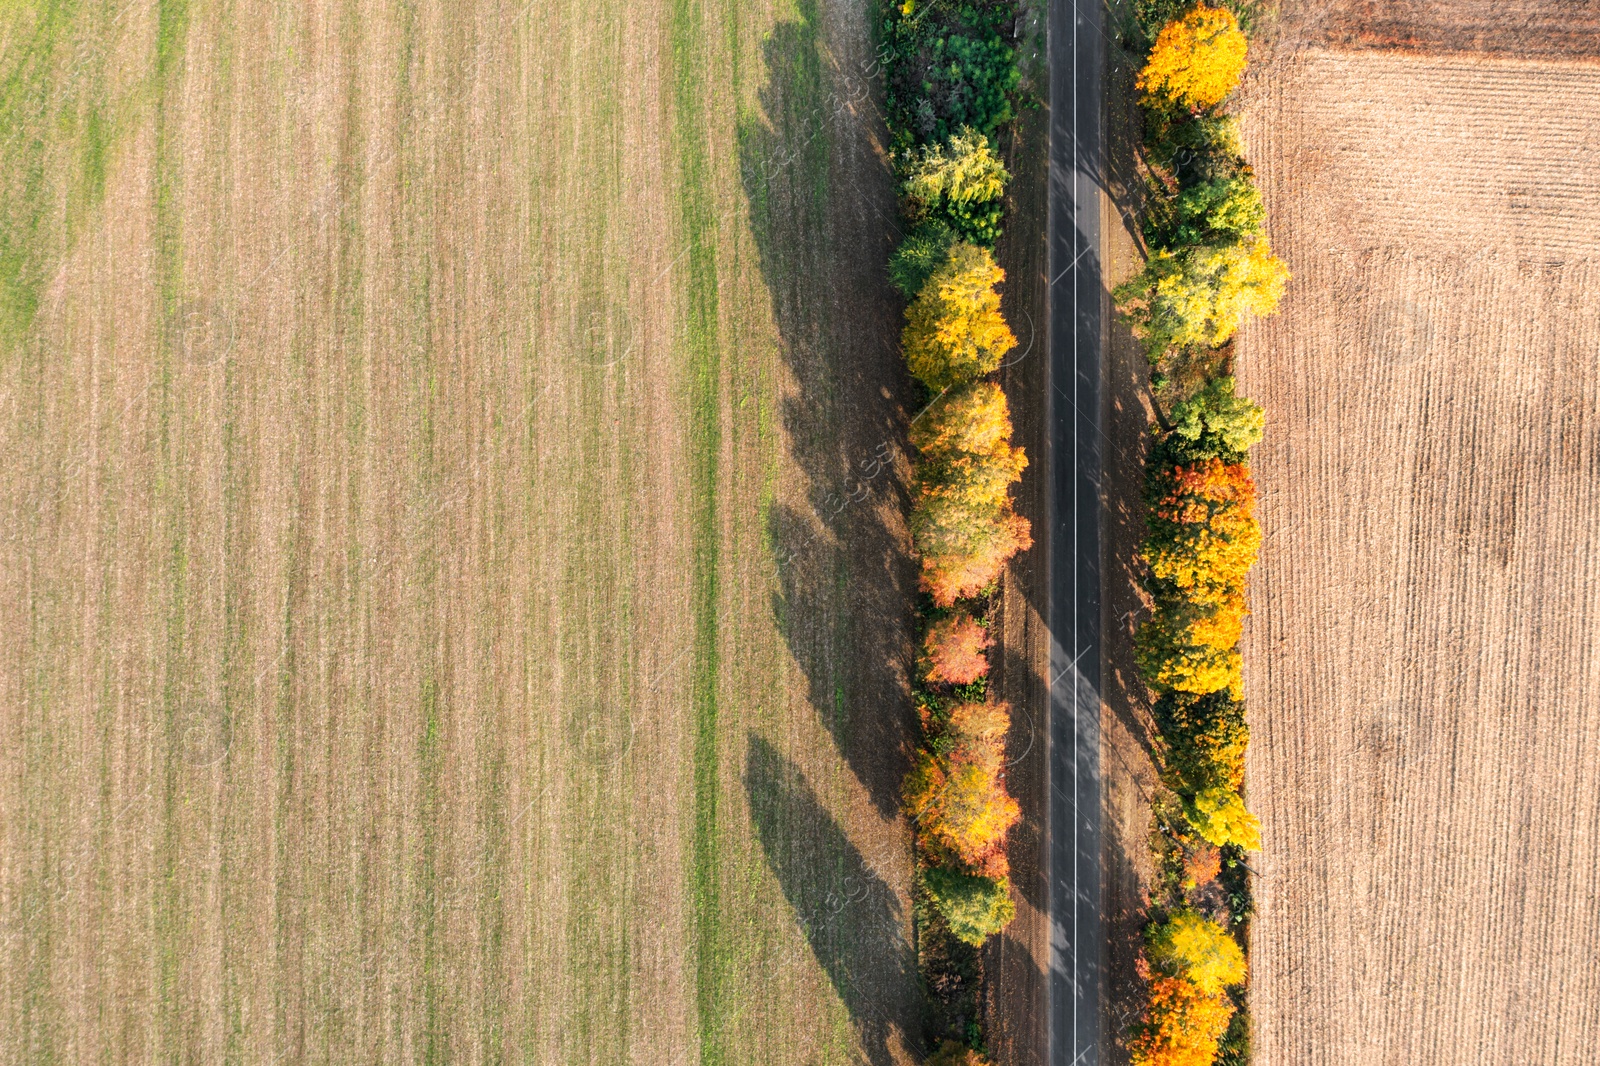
xmin=1128 ymin=975 xmax=1235 ymax=1066
xmin=900 ymin=127 xmax=1011 ymax=245
xmin=923 ymin=867 xmax=1016 ymax=946
xmin=1141 ymin=458 xmax=1260 ymax=606
xmin=1184 ymin=784 xmax=1261 ymax=851
xmin=1146 ymin=910 xmax=1248 ymax=994
xmin=1153 ymin=690 xmax=1248 ymax=796
xmin=1137 ymin=4 xmax=1248 ymax=111
xmin=1114 ymin=235 xmax=1288 ymax=361
xmin=903 ymin=243 xmax=1017 ymax=390
xmin=1135 ymin=598 xmax=1245 ymax=698
xmin=923 ymin=611 xmax=993 ymax=685
xmin=902 ymin=702 xmax=1020 ymax=876
xmin=909 ymin=383 xmax=1033 ymax=605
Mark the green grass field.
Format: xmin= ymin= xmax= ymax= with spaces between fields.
xmin=0 ymin=1 xmax=920 ymax=1061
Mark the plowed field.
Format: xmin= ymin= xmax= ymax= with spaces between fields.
xmin=1234 ymin=47 xmax=1600 ymax=1065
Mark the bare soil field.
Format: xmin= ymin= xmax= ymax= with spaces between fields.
xmin=1233 ymin=44 xmax=1600 ymax=1065
xmin=0 ymin=1 xmax=922 ymax=1063
xmin=1256 ymin=0 xmax=1600 ymax=61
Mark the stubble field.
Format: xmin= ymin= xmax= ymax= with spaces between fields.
xmin=0 ymin=1 xmax=924 ymax=1063
xmin=1234 ymin=43 xmax=1600 ymax=1065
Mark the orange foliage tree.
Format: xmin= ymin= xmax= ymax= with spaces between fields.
xmin=910 ymin=383 xmax=1033 ymax=605
xmin=902 ymin=702 xmax=1020 ymax=877
xmin=923 ymin=612 xmax=993 ymax=685
xmin=1136 ymin=3 xmax=1248 ymax=111
xmin=1128 ymin=975 xmax=1235 ymax=1066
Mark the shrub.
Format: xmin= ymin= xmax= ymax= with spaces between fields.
xmin=1153 ymin=690 xmax=1248 ymax=795
xmin=1157 ymin=377 xmax=1263 ymax=464
xmin=924 ymin=613 xmax=993 ymax=685
xmin=923 ymin=867 xmax=1016 ymax=946
xmin=884 ymin=4 xmax=1020 ymax=150
xmin=901 ymin=127 xmax=1010 ymax=245
xmin=1114 ymin=235 xmax=1288 ymax=361
xmin=1182 ymin=843 xmax=1222 ymax=887
xmin=1128 ymin=975 xmax=1235 ymax=1066
xmin=1136 ymin=4 xmax=1249 ymax=111
xmin=903 ymin=703 xmax=1020 ymax=876
xmin=1184 ymin=785 xmax=1261 ymax=851
xmin=1146 ymin=909 xmax=1248 ymax=993
xmin=926 ymin=1040 xmax=995 ymax=1066
xmin=903 ymin=242 xmax=1018 ymax=390
xmin=890 ymin=219 xmax=959 ymax=300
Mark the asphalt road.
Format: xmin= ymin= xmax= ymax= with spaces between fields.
xmin=1046 ymin=0 xmax=1104 ymax=1062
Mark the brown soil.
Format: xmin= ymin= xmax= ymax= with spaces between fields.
xmin=1233 ymin=41 xmax=1600 ymax=1066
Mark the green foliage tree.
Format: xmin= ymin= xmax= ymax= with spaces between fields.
xmin=1147 ymin=173 xmax=1265 ymax=251
xmin=1158 ymin=377 xmax=1264 ymax=464
xmin=923 ymin=867 xmax=1016 ymax=946
xmin=883 ymin=3 xmax=1020 ymax=150
xmin=901 ymin=127 xmax=1010 ymax=245
xmin=889 ymin=219 xmax=958 ymax=300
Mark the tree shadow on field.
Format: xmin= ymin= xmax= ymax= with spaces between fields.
xmin=745 ymin=734 xmax=912 ymax=1066
xmin=738 ymin=1 xmax=913 ymax=820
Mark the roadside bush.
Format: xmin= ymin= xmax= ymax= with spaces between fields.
xmin=1157 ymin=377 xmax=1263 ymax=465
xmin=1184 ymin=785 xmax=1261 ymax=851
xmin=926 ymin=1040 xmax=996 ymax=1066
xmin=1153 ymin=690 xmax=1248 ymax=795
xmin=924 ymin=612 xmax=993 ymax=685
xmin=1137 ymin=4 xmax=1248 ymax=111
xmin=1128 ymin=975 xmax=1235 ymax=1066
xmin=903 ymin=702 xmax=1020 ymax=876
xmin=890 ymin=219 xmax=959 ymax=300
xmin=923 ymin=867 xmax=1016 ymax=946
xmin=1146 ymin=909 xmax=1247 ymax=993
xmin=1114 ymin=235 xmax=1288 ymax=361
xmin=903 ymin=242 xmax=1018 ymax=390
xmin=901 ymin=128 xmax=1011 ymax=245
xmin=884 ymin=2 xmax=1020 ymax=150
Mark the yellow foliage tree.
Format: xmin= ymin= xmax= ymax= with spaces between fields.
xmin=1115 ymin=235 xmax=1288 ymax=361
xmin=903 ymin=243 xmax=1017 ymax=390
xmin=1128 ymin=975 xmax=1235 ymax=1066
xmin=1137 ymin=4 xmax=1249 ymax=111
xmin=1146 ymin=910 xmax=1248 ymax=994
xmin=1185 ymin=785 xmax=1261 ymax=851
xmin=910 ymin=382 xmax=1033 ymax=605
xmin=903 ymin=703 xmax=1021 ymax=877
xmin=1135 ymin=598 xmax=1244 ymax=699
